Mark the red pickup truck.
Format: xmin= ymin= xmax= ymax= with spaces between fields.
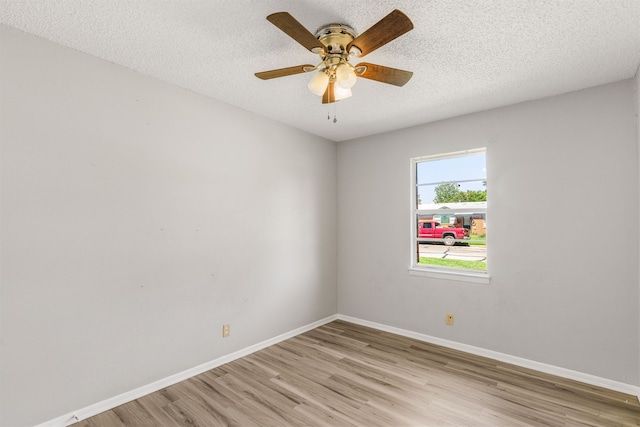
xmin=418 ymin=220 xmax=469 ymax=246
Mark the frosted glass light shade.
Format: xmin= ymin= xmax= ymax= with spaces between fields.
xmin=336 ymin=63 xmax=357 ymax=89
xmin=308 ymin=71 xmax=329 ymax=96
xmin=333 ymin=85 xmax=352 ymax=101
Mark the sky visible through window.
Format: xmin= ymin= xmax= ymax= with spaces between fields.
xmin=416 ymin=152 xmax=486 ymax=204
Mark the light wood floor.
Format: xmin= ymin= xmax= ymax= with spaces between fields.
xmin=75 ymin=320 xmax=640 ymax=426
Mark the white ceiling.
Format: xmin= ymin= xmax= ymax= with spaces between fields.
xmin=2 ymin=1 xmax=639 ymax=142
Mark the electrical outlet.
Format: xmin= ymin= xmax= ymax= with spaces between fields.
xmin=446 ymin=313 xmax=454 ymax=325
xmin=222 ymin=324 xmax=230 ymax=337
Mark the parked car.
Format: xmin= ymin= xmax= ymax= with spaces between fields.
xmin=417 ymin=220 xmax=469 ymax=246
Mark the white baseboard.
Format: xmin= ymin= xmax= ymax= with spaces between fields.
xmin=337 ymin=314 xmax=640 ymax=401
xmin=36 ymin=314 xmax=338 ymax=427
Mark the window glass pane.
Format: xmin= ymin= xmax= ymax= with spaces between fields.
xmin=416 ymin=152 xmax=486 ymax=185
xmin=416 ymin=181 xmax=486 ymax=207
xmin=413 ymin=150 xmax=487 ymax=273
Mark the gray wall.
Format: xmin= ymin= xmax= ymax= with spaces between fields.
xmin=636 ymin=68 xmax=640 ymax=388
xmin=0 ymin=26 xmax=337 ymax=426
xmin=337 ymin=79 xmax=639 ymax=386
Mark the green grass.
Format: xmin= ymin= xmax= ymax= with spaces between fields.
xmin=419 ymin=257 xmax=487 ymax=271
xmin=467 ymin=234 xmax=486 ymax=246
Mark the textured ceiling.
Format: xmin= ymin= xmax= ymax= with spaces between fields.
xmin=2 ymin=1 xmax=640 ymax=142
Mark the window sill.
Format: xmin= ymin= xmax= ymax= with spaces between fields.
xmin=408 ymin=267 xmax=490 ymax=285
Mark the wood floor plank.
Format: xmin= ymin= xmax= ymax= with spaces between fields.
xmin=111 ymin=401 xmax=164 ymax=427
xmin=75 ymin=321 xmax=640 ymax=426
xmin=134 ymin=390 xmax=181 ymax=425
xmin=76 ymin=410 xmax=126 ymax=427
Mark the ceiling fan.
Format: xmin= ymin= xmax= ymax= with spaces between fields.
xmin=255 ymin=9 xmax=414 ymax=104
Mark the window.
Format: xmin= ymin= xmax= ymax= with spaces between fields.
xmin=410 ymin=148 xmax=487 ymax=281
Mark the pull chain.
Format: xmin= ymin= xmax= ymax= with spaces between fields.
xmin=326 ymin=104 xmax=338 ymax=123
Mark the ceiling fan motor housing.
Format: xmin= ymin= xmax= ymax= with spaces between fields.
xmin=315 ymin=24 xmax=356 ymax=54
xmin=313 ymin=23 xmax=361 ymax=84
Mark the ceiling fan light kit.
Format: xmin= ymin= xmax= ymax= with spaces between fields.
xmin=255 ymin=9 xmax=414 ymax=105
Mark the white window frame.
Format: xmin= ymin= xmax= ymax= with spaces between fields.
xmin=409 ymin=148 xmax=490 ymax=284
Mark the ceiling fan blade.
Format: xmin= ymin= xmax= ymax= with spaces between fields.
xmin=267 ymin=12 xmax=326 ymax=53
xmin=356 ymin=62 xmax=413 ymax=86
xmin=322 ymin=82 xmax=336 ymax=104
xmin=255 ymin=65 xmax=315 ymax=80
xmin=347 ymin=9 xmax=413 ymax=57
